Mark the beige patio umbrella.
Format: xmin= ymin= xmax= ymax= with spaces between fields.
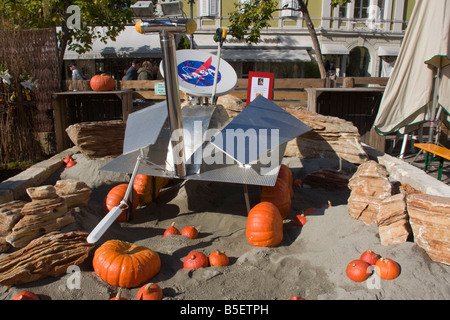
xmin=374 ymin=0 xmax=450 ymax=141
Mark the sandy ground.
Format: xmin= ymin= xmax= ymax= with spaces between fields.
xmin=0 ymin=152 xmax=449 ymax=303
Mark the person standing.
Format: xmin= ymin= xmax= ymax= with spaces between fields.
xmin=69 ymin=63 xmax=85 ymax=80
xmin=138 ymin=61 xmax=155 ymax=80
xmin=124 ymin=59 xmax=141 ymax=80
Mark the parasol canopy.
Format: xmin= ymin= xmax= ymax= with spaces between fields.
xmin=374 ymin=0 xmax=450 ymax=136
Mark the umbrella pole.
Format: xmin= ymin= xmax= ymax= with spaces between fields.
xmin=428 ymin=67 xmax=441 ymax=142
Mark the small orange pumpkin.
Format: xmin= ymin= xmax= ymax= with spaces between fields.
xmin=66 ymin=158 xmax=77 ymax=168
xmin=103 ymin=184 xmax=139 ymax=222
xmin=246 ymin=202 xmax=283 ymax=247
xmin=137 ymin=283 xmax=163 ymax=300
xmin=181 ymin=226 xmax=199 ymax=239
xmin=90 ymin=73 xmax=115 ymax=92
xmin=133 ymin=174 xmax=169 ymax=205
xmin=110 ymin=288 xmax=128 ymax=300
xmin=208 ymin=250 xmax=230 ymax=267
xmin=375 ymin=257 xmax=400 ymax=280
xmin=293 ymin=214 xmax=307 ymax=226
xmin=163 ymin=221 xmax=180 ymax=237
xmin=360 ymin=249 xmax=380 ymax=266
xmin=183 ymin=251 xmax=209 ymax=269
xmin=93 ymin=240 xmax=161 ymax=288
xmin=288 ymin=296 xmax=305 ymax=300
xmin=12 ymin=291 xmax=40 ymax=300
xmin=346 ymin=259 xmax=371 ymax=282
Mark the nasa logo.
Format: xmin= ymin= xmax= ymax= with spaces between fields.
xmin=178 ymin=56 xmax=221 ymax=87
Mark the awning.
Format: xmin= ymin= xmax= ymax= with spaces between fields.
xmin=378 ymin=46 xmax=401 ymax=56
xmin=63 ymin=27 xmax=311 ymax=62
xmin=193 ymin=34 xmax=313 ymax=49
xmin=321 ymin=44 xmax=349 ymax=55
xmin=63 ymin=26 xmax=161 ymax=60
xmin=206 ymin=48 xmax=311 ymax=62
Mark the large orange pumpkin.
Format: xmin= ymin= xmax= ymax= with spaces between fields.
xmin=246 ymin=202 xmax=283 ymax=247
xmin=133 ymin=174 xmax=169 ymax=205
xmin=90 ymin=74 xmax=115 ymax=92
xmin=93 ymin=240 xmax=161 ymax=288
xmin=260 ymin=177 xmax=291 ymax=219
xmin=103 ymin=184 xmax=139 ymax=222
xmin=279 ymin=164 xmax=294 ymax=199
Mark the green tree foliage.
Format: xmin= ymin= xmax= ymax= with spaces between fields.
xmin=229 ymin=0 xmax=277 ymax=44
xmin=228 ymin=0 xmax=351 ymax=78
xmin=0 ymin=0 xmax=135 ymax=82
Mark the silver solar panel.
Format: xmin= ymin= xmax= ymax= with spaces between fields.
xmin=100 ymin=96 xmax=311 ymax=187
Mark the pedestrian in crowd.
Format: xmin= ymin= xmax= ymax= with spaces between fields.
xmin=138 ymin=61 xmax=155 ymax=80
xmin=121 ymin=68 xmax=128 ymax=81
xmin=124 ymin=59 xmax=141 ymax=80
xmin=69 ymin=63 xmax=86 ymax=80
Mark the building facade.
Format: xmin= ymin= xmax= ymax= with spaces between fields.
xmin=64 ymin=0 xmax=416 ymax=80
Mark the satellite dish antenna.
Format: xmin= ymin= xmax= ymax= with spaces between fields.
xmin=160 ymin=49 xmax=237 ymax=98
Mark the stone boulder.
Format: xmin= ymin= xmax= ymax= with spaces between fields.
xmin=65 ymin=120 xmax=126 ymax=159
xmin=377 ymin=192 xmax=412 ymax=246
xmin=347 ymin=160 xmax=392 ymax=225
xmin=407 ymin=193 xmax=450 ymax=265
xmin=54 ymin=179 xmax=92 ymax=208
xmin=6 ymin=188 xmax=74 ymax=248
xmin=285 ymin=108 xmax=369 ymax=165
xmin=0 ymin=201 xmax=26 ymax=253
xmin=0 ymin=231 xmax=94 ymax=286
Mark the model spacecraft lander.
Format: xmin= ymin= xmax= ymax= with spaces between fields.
xmin=87 ymin=0 xmax=311 ymax=243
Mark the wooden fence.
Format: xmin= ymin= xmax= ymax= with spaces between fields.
xmin=0 ymin=28 xmax=60 ymax=163
xmin=58 ymin=77 xmax=389 ymax=152
xmin=64 ymin=76 xmax=388 ymax=107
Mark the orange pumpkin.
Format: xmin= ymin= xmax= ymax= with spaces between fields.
xmin=360 ymin=249 xmax=380 ymax=266
xmin=346 ymin=259 xmax=371 ymax=282
xmin=103 ymin=184 xmax=139 ymax=222
xmin=288 ymin=296 xmax=305 ymax=300
xmin=163 ymin=221 xmax=180 ymax=237
xmin=137 ymin=283 xmax=163 ymax=300
xmin=261 ymin=176 xmax=291 ymax=219
xmin=246 ymin=202 xmax=283 ymax=247
xmin=12 ymin=291 xmax=40 ymax=300
xmin=93 ymin=240 xmax=161 ymax=288
xmin=181 ymin=226 xmax=199 ymax=239
xmin=279 ymin=164 xmax=294 ymax=198
xmin=110 ymin=288 xmax=128 ymax=300
xmin=90 ymin=74 xmax=115 ymax=92
xmin=209 ymin=250 xmax=230 ymax=267
xmin=183 ymin=251 xmax=209 ymax=269
xmin=133 ymin=174 xmax=169 ymax=205
xmin=293 ymin=214 xmax=307 ymax=226
xmin=375 ymin=258 xmax=400 ymax=280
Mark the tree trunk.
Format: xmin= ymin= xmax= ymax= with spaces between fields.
xmin=57 ymin=0 xmax=72 ymax=90
xmin=298 ymin=0 xmax=327 ymax=79
xmin=57 ymin=25 xmax=69 ymax=90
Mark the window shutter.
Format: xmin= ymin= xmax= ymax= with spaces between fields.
xmin=199 ymin=0 xmax=218 ymax=17
xmin=281 ymin=0 xmax=299 ymax=17
xmin=199 ymin=0 xmax=209 ymax=16
xmin=210 ymin=0 xmax=218 ymax=16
